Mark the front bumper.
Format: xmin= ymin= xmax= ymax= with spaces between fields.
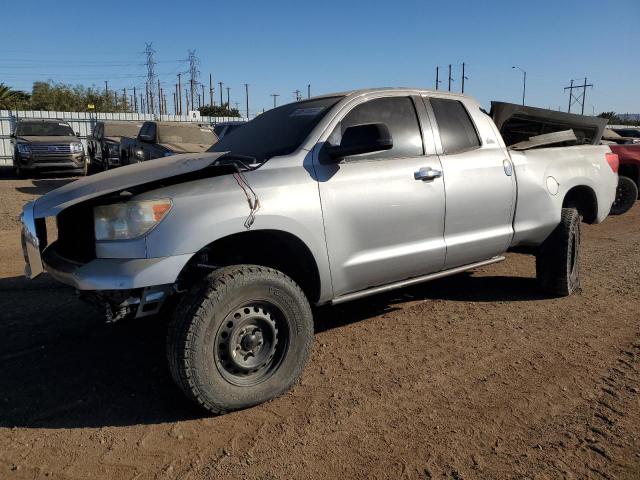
xmin=20 ymin=201 xmax=45 ymax=279
xmin=16 ymin=153 xmax=85 ymax=172
xmin=42 ymin=246 xmax=192 ymax=290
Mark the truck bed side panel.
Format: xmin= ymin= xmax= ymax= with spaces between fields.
xmin=510 ymin=145 xmax=616 ymax=247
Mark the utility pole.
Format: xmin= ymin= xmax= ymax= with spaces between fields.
xmin=307 ymin=84 xmax=311 ymax=98
xmin=104 ymin=80 xmax=108 ymax=97
xmin=210 ymin=74 xmax=214 ymax=106
xmin=564 ymin=77 xmax=593 ymax=113
xmin=512 ymin=66 xmax=526 ymax=105
xmin=133 ymin=86 xmax=137 ymax=113
xmin=177 ymin=73 xmax=182 ymax=115
xmin=144 ymin=43 xmax=157 ymax=115
xmin=435 ymin=66 xmax=440 ymax=90
xmin=158 ymin=79 xmax=162 ymax=116
xmin=226 ymin=87 xmax=230 ymax=109
xmin=218 ymin=81 xmax=223 ymax=107
xmin=123 ymin=88 xmax=126 ymax=109
xmin=461 ymin=62 xmax=468 ymax=94
xmin=185 ymin=88 xmax=190 ymax=113
xmin=244 ymin=83 xmax=249 ymax=119
xmin=270 ymin=93 xmax=279 ymax=108
xmin=201 ymin=84 xmax=205 ymax=107
xmin=173 ymin=91 xmax=176 ymax=115
xmin=448 ymin=64 xmax=453 ymax=91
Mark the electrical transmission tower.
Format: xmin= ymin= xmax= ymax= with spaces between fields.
xmin=564 ymin=77 xmax=593 ymax=114
xmin=187 ymin=50 xmax=200 ymax=112
xmin=144 ymin=43 xmax=157 ymax=115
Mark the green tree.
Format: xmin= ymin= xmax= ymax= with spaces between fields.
xmin=199 ymin=103 xmax=241 ymax=117
xmin=597 ymin=112 xmax=622 ymax=123
xmin=0 ymin=83 xmax=30 ymax=109
xmin=29 ymin=80 xmax=130 ymax=112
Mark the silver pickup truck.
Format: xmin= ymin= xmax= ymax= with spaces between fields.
xmin=20 ymin=88 xmax=618 ymax=414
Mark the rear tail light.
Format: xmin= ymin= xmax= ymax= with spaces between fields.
xmin=605 ymin=152 xmax=619 ymax=173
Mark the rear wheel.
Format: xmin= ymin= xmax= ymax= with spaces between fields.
xmin=536 ymin=207 xmax=582 ymax=296
xmin=610 ymin=176 xmax=637 ymax=215
xmin=166 ymin=265 xmax=314 ymax=415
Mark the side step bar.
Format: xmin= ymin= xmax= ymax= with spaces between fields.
xmin=330 ymin=256 xmax=505 ymax=305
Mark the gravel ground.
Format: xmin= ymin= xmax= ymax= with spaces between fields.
xmin=0 ymin=171 xmax=638 ymax=479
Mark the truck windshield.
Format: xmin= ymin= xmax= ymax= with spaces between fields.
xmin=158 ymin=124 xmax=218 ymax=145
xmin=103 ymin=123 xmax=141 ymax=138
xmin=16 ymin=121 xmax=75 ymax=136
xmin=208 ymin=96 xmax=343 ymax=162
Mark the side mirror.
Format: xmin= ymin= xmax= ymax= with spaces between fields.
xmin=325 ymin=123 xmax=393 ymax=161
xmin=139 ymin=134 xmax=153 ymax=143
xmin=76 ymin=132 xmax=81 ymax=137
xmin=10 ymin=132 xmax=15 ymax=139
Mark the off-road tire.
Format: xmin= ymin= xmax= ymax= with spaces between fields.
xmin=536 ymin=207 xmax=582 ymax=296
xmin=610 ymin=176 xmax=637 ymax=215
xmin=166 ymin=265 xmax=314 ymax=415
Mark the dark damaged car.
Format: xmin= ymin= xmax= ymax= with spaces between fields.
xmin=119 ymin=121 xmax=218 ymax=165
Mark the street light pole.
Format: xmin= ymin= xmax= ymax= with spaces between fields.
xmin=512 ymin=66 xmax=526 ymax=105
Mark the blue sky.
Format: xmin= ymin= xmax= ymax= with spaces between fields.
xmin=1 ymin=0 xmax=638 ymax=116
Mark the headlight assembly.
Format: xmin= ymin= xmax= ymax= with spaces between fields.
xmin=107 ymin=143 xmax=120 ymax=155
xmin=17 ymin=144 xmax=31 ymax=155
xmin=70 ymin=142 xmax=84 ymax=154
xmin=94 ymin=199 xmax=172 ymax=241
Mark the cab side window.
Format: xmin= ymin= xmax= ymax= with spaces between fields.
xmin=329 ymin=97 xmax=423 ymax=160
xmin=429 ymin=98 xmax=480 ymax=154
xmin=139 ymin=122 xmax=152 ymax=139
xmin=147 ymin=123 xmax=157 ymax=142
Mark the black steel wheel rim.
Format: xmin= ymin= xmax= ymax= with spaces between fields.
xmin=214 ymin=301 xmax=289 ymax=386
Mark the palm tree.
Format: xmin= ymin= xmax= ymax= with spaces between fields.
xmin=0 ymin=83 xmax=30 ymax=109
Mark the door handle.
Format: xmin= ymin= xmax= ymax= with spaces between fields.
xmin=414 ymin=167 xmax=443 ymax=181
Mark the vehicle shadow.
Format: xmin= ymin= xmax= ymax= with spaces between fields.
xmin=314 ymin=272 xmax=549 ymax=333
xmin=0 ymin=274 xmax=201 ymax=430
xmin=0 ymin=270 xmax=548 ymax=429
xmin=14 ymin=178 xmax=77 ymax=195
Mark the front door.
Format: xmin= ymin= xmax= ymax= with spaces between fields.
xmin=314 ymin=95 xmax=447 ymax=297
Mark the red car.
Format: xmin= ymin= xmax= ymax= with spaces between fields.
xmin=609 ymin=144 xmax=639 ymax=215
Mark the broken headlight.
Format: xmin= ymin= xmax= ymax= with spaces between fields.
xmin=94 ymin=199 xmax=172 ymax=241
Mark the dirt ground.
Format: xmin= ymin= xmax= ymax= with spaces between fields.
xmin=0 ymin=171 xmax=638 ymax=480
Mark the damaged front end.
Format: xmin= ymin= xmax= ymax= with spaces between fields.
xmin=79 ymin=284 xmax=174 ymax=323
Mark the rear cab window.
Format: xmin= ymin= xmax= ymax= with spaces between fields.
xmin=429 ymin=98 xmax=481 ymax=154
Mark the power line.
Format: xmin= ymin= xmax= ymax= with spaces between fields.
xmin=144 ymin=43 xmax=157 ymax=115
xmin=564 ymin=77 xmax=593 ymax=114
xmin=188 ymin=50 xmax=200 ymax=113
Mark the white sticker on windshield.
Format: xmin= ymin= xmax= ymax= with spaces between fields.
xmin=290 ymin=107 xmax=325 ymax=117
xmin=58 ymin=123 xmax=68 ymax=126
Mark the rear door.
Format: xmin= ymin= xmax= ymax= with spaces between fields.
xmin=314 ymin=94 xmax=446 ymax=297
xmin=424 ymin=96 xmax=516 ymax=268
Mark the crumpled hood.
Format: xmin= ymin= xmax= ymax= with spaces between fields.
xmin=34 ymin=151 xmax=228 ymax=218
xmin=160 ymin=142 xmax=212 ymax=153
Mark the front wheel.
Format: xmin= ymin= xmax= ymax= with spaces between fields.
xmin=610 ymin=176 xmax=637 ymax=215
xmin=166 ymin=265 xmax=314 ymax=415
xmin=536 ymin=207 xmax=582 ymax=296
